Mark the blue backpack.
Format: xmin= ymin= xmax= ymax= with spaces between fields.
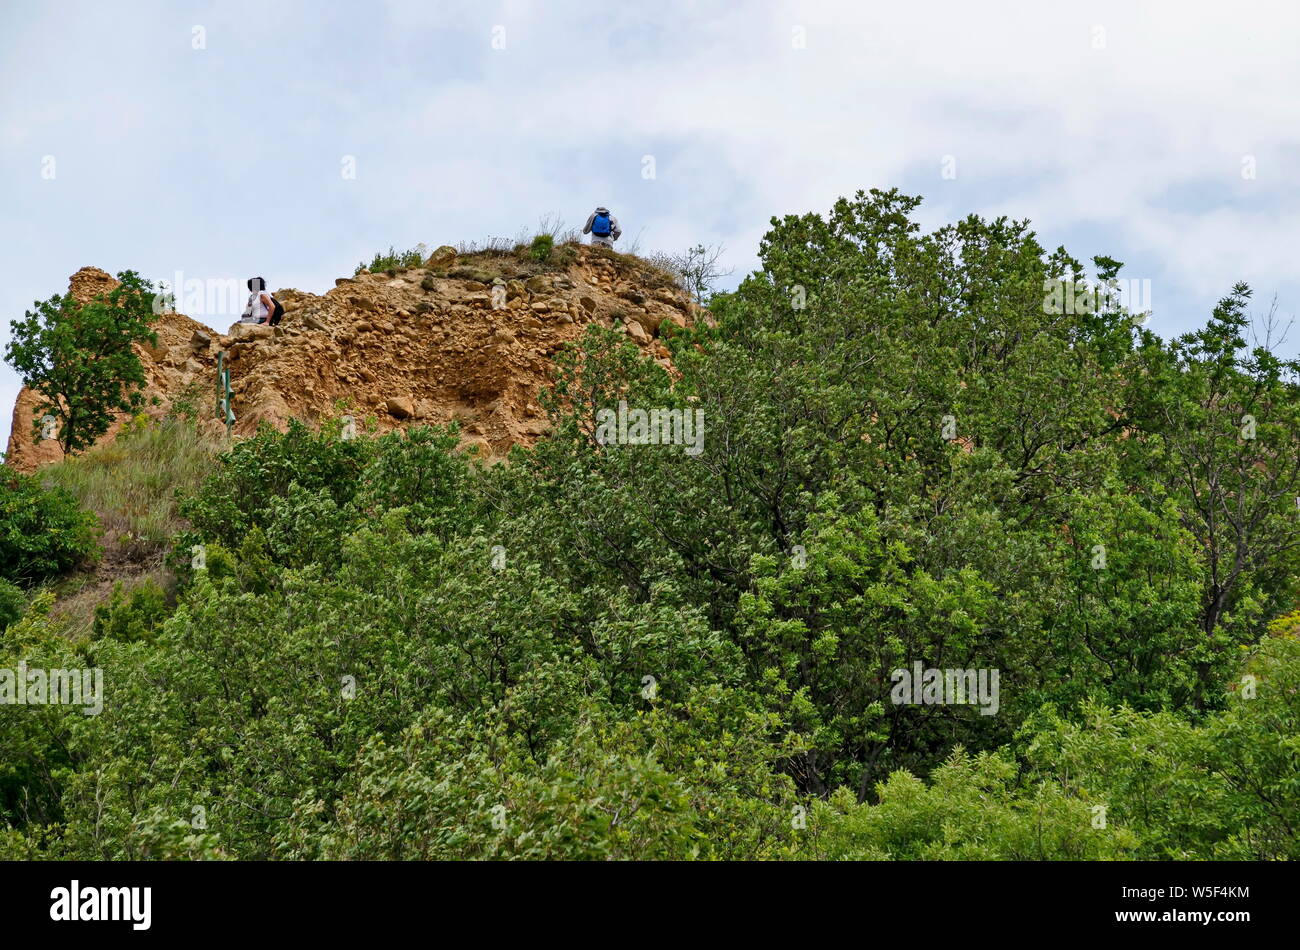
xmin=592 ymin=212 xmax=612 ymax=236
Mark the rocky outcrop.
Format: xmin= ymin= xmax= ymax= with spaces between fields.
xmin=5 ymin=247 xmax=703 ymax=472
xmin=5 ymin=268 xmax=224 ymax=471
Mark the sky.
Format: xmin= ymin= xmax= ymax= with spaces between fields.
xmin=3 ymin=0 xmax=1299 ymax=451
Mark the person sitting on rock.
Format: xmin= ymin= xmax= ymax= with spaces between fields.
xmin=582 ymin=207 xmax=621 ymax=247
xmin=240 ymin=277 xmax=281 ymax=326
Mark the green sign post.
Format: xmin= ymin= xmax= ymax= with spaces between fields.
xmin=215 ymin=351 xmax=235 ymax=437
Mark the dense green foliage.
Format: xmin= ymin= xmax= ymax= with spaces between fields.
xmin=0 ymin=580 xmax=26 ymax=631
xmin=2 ymin=190 xmax=1298 ymax=860
xmin=0 ymin=471 xmax=98 ymax=585
xmin=4 ymin=270 xmax=159 ymax=455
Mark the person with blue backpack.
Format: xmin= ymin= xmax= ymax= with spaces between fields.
xmin=582 ymin=206 xmax=621 ymax=247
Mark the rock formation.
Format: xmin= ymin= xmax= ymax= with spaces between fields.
xmin=5 ymin=246 xmax=703 ymax=472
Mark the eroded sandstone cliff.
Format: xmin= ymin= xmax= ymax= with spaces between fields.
xmin=5 ymin=245 xmax=701 ymax=471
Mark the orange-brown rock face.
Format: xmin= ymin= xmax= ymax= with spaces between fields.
xmin=5 ymin=248 xmax=700 ymax=472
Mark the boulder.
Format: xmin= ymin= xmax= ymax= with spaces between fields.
xmin=631 ymin=310 xmax=665 ymax=334
xmin=227 ymin=323 xmax=272 ymax=342
xmin=141 ymin=337 xmax=169 ymax=361
xmin=661 ymin=312 xmax=688 ymax=336
xmin=625 ymin=320 xmax=651 ymax=345
xmin=385 ymin=396 xmax=415 ymax=419
xmin=424 ymin=245 xmax=457 ymax=269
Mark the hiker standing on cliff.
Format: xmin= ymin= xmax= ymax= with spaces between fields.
xmin=582 ymin=207 xmax=621 ymax=247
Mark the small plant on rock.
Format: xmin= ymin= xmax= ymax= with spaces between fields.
xmin=529 ymin=234 xmax=555 ymax=263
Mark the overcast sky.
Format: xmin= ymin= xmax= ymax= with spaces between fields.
xmin=3 ymin=0 xmax=1298 ymax=451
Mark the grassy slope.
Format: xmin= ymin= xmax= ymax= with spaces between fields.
xmin=35 ymin=415 xmax=218 ymax=639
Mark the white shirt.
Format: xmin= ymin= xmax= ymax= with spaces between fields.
xmin=246 ymin=290 xmax=270 ymax=322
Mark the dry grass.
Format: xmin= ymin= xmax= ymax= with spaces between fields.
xmin=37 ymin=416 xmax=220 ymax=638
xmin=39 ymin=415 xmax=218 ymax=563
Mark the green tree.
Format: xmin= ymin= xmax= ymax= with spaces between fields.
xmin=1123 ymin=285 xmax=1300 ymax=705
xmin=4 ymin=270 xmax=159 ymax=456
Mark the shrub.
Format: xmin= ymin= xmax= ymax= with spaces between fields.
xmin=179 ymin=417 xmax=373 ymax=551
xmin=92 ymin=580 xmax=170 ymax=643
xmin=553 ymin=243 xmax=578 ymax=268
xmin=167 ymin=382 xmax=204 ymax=423
xmin=0 ymin=471 xmax=98 ymax=584
xmin=0 ymin=579 xmax=26 ymax=630
xmin=529 ymin=234 xmax=554 ymax=263
xmin=354 ymin=246 xmax=424 ymax=276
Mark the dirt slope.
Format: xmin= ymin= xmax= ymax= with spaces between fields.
xmin=5 ymin=245 xmax=703 ymax=471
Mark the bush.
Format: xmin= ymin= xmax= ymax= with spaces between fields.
xmin=0 ymin=471 xmax=98 ymax=584
xmin=93 ymin=579 xmax=170 ymax=643
xmin=529 ymin=234 xmax=554 ymax=263
xmin=179 ymin=417 xmax=373 ymax=551
xmin=553 ymin=243 xmax=578 ymax=268
xmin=0 ymin=579 xmax=26 ymax=630
xmin=354 ymin=246 xmax=424 ymax=276
xmin=805 ymin=750 xmax=1138 ymax=860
